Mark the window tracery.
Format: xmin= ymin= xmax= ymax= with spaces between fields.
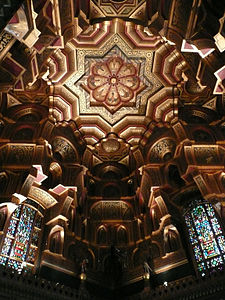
xmin=184 ymin=199 xmax=225 ymax=276
xmin=0 ymin=199 xmax=43 ymax=274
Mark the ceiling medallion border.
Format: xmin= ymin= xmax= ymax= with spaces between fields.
xmin=65 ymin=34 xmax=162 ymax=126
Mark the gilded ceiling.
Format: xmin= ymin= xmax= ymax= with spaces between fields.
xmin=45 ymin=18 xmax=184 ymax=148
xmin=0 ymin=1 xmax=225 ymax=297
xmin=0 ymin=0 xmax=224 ymax=170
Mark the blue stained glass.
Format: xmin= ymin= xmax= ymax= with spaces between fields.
xmin=10 ymin=241 xmax=28 ymax=261
xmin=194 ymin=219 xmax=213 ymax=242
xmin=188 ymin=227 xmax=197 ymax=244
xmin=197 ymin=261 xmax=206 ymax=272
xmin=207 ymin=256 xmax=223 ymax=268
xmin=205 ymin=204 xmax=214 ymax=217
xmin=12 ymin=205 xmax=21 ymax=219
xmin=192 ymin=205 xmax=204 ymax=218
xmin=0 ymin=202 xmax=43 ymax=273
xmin=7 ymin=219 xmax=18 ymax=237
xmin=7 ymin=259 xmax=23 ymax=273
xmin=185 ymin=200 xmax=225 ymax=275
xmin=0 ymin=256 xmax=7 ymax=266
xmin=1 ymin=238 xmax=12 ymax=256
xmin=202 ymin=240 xmax=220 ymax=259
xmin=211 ymin=217 xmax=222 ymax=235
xmin=193 ymin=245 xmax=202 ymax=261
xmin=9 ymin=206 xmax=36 ymax=263
xmin=218 ymin=236 xmax=225 ymax=252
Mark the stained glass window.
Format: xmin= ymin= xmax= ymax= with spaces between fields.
xmin=184 ymin=199 xmax=225 ymax=276
xmin=0 ymin=200 xmax=43 ymax=274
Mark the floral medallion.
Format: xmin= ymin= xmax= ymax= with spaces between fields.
xmin=83 ymin=56 xmax=145 ymax=113
xmin=65 ymin=37 xmax=161 ymax=126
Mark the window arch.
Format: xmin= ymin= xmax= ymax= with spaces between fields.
xmin=184 ymin=199 xmax=225 ymax=276
xmin=164 ymin=225 xmax=180 ymax=253
xmin=49 ymin=226 xmax=64 ymax=254
xmin=97 ymin=225 xmax=107 ymax=245
xmin=0 ymin=198 xmax=44 ymax=274
xmin=117 ymin=226 xmax=128 ymax=245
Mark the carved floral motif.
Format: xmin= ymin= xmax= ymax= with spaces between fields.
xmin=85 ymin=56 xmax=145 ymax=113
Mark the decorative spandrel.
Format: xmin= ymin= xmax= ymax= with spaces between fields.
xmin=184 ymin=200 xmax=225 ymax=276
xmin=0 ymin=201 xmax=43 ymax=274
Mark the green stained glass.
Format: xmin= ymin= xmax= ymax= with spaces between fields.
xmin=0 ymin=201 xmax=43 ymax=273
xmin=202 ymin=240 xmax=220 ymax=259
xmin=7 ymin=219 xmax=18 ymax=237
xmin=185 ymin=200 xmax=225 ymax=275
xmin=193 ymin=245 xmax=202 ymax=261
xmin=7 ymin=259 xmax=23 ymax=273
xmin=218 ymin=236 xmax=225 ymax=252
xmin=1 ymin=238 xmax=12 ymax=256
xmin=0 ymin=256 xmax=7 ymax=266
xmin=189 ymin=228 xmax=197 ymax=244
xmin=197 ymin=261 xmax=206 ymax=272
xmin=207 ymin=257 xmax=223 ymax=268
xmin=205 ymin=204 xmax=214 ymax=217
xmin=211 ymin=217 xmax=222 ymax=235
xmin=10 ymin=241 xmax=28 ymax=261
xmin=12 ymin=205 xmax=21 ymax=219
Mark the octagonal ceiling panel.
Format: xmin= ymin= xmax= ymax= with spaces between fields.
xmin=64 ymin=37 xmax=161 ymax=125
xmin=46 ymin=19 xmax=186 ymax=146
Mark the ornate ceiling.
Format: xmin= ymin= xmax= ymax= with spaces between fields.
xmin=0 ymin=0 xmax=224 ymax=211
xmin=0 ymin=1 xmax=224 ymax=162
xmin=0 ymin=1 xmax=225 ymax=298
xmin=0 ymin=0 xmax=223 ymax=206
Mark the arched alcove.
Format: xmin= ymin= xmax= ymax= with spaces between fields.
xmin=48 ymin=225 xmax=64 ymax=254
xmin=97 ymin=225 xmax=107 ymax=244
xmin=164 ymin=225 xmax=180 ymax=253
xmin=117 ymin=226 xmax=128 ymax=245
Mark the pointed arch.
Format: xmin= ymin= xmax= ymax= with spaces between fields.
xmin=48 ymin=225 xmax=64 ymax=254
xmin=164 ymin=225 xmax=181 ymax=253
xmin=117 ymin=225 xmax=128 ymax=245
xmin=97 ymin=225 xmax=107 ymax=245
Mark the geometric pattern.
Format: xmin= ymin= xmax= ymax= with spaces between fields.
xmin=91 ymin=0 xmax=146 ymax=20
xmin=65 ymin=36 xmax=161 ymax=125
xmin=83 ymin=52 xmax=145 ymax=113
